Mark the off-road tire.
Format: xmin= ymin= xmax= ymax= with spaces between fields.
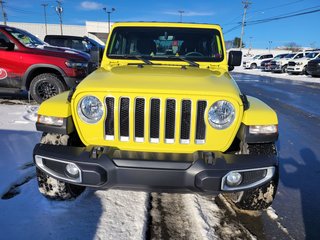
xmin=250 ymin=63 xmax=257 ymax=69
xmin=30 ymin=73 xmax=66 ymax=103
xmin=36 ymin=133 xmax=85 ymax=200
xmin=224 ymin=143 xmax=278 ymax=211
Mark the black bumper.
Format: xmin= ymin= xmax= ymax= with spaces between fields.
xmin=33 ymin=144 xmax=278 ymax=193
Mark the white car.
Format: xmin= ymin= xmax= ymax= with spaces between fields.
xmin=243 ymin=54 xmax=274 ymax=69
xmin=287 ymin=51 xmax=320 ymax=74
xmin=270 ymin=52 xmax=308 ymax=73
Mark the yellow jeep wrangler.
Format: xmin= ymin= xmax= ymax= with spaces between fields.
xmin=34 ymin=22 xmax=279 ymax=210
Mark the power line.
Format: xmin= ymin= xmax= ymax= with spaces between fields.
xmin=224 ymin=5 xmax=320 ymax=35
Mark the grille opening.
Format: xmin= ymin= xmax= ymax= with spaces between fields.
xmin=119 ymin=97 xmax=130 ymax=139
xmin=150 ymin=99 xmax=160 ymax=140
xmin=180 ymin=100 xmax=191 ymax=141
xmin=196 ymin=101 xmax=207 ymax=142
xmin=105 ymin=97 xmax=115 ymax=138
xmin=165 ymin=99 xmax=176 ymax=141
xmin=135 ymin=98 xmax=145 ymax=139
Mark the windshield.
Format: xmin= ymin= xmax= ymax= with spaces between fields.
xmin=253 ymin=55 xmax=261 ymax=59
xmin=274 ymin=54 xmax=288 ymax=60
xmin=306 ymin=52 xmax=319 ymax=59
xmin=6 ymin=27 xmax=45 ymax=47
xmin=107 ymin=27 xmax=224 ymax=62
xmin=285 ymin=53 xmax=295 ymax=59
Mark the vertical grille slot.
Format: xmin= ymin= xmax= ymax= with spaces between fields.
xmin=105 ymin=97 xmax=115 ymax=140
xmin=180 ymin=100 xmax=191 ymax=143
xmin=196 ymin=101 xmax=207 ymax=143
xmin=150 ymin=99 xmax=160 ymax=142
xmin=165 ymin=99 xmax=176 ymax=143
xmin=135 ymin=98 xmax=145 ymax=142
xmin=119 ymin=97 xmax=130 ymax=141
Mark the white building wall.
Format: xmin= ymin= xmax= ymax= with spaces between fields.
xmin=6 ymin=21 xmax=109 ymax=45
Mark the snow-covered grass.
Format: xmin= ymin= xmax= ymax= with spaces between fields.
xmin=233 ymin=67 xmax=320 ymax=84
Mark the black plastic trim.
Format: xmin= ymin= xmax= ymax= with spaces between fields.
xmin=33 ymin=144 xmax=278 ymax=193
xmin=36 ymin=116 xmax=74 ymax=134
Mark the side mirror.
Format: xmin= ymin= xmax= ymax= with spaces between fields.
xmin=228 ymin=50 xmax=242 ymax=71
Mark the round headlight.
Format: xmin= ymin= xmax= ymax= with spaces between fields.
xmin=208 ymin=100 xmax=235 ymax=129
xmin=78 ymin=96 xmax=103 ymax=123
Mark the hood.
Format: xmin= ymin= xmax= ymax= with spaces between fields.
xmin=74 ymin=65 xmax=241 ymax=100
xmin=30 ymin=44 xmax=90 ymax=61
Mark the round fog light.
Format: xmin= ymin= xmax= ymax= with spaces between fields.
xmin=226 ymin=172 xmax=242 ymax=187
xmin=66 ymin=163 xmax=80 ymax=176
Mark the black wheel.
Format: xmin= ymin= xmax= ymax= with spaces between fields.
xmin=30 ymin=73 xmax=66 ymax=103
xmin=250 ymin=63 xmax=257 ymax=69
xmin=224 ymin=143 xmax=279 ymax=211
xmin=36 ymin=133 xmax=85 ymax=200
xmin=281 ymin=65 xmax=287 ymax=73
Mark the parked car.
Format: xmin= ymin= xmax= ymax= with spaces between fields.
xmin=34 ymin=22 xmax=279 ymax=211
xmin=270 ymin=52 xmax=309 ymax=73
xmin=306 ymin=57 xmax=320 ymax=77
xmin=0 ymin=25 xmax=90 ymax=103
xmin=243 ymin=54 xmax=274 ymax=69
xmin=44 ymin=35 xmax=105 ymax=68
xmin=261 ymin=53 xmax=289 ymax=71
xmin=287 ymin=51 xmax=320 ymax=75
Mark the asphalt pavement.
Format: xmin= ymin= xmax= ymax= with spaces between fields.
xmin=232 ymin=72 xmax=320 ymax=240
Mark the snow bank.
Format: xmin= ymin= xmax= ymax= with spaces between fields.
xmin=233 ymin=67 xmax=320 ymax=84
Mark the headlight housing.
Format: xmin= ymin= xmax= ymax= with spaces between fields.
xmin=77 ymin=96 xmax=104 ymax=124
xmin=208 ymin=100 xmax=235 ymax=129
xmin=65 ymin=60 xmax=88 ymax=69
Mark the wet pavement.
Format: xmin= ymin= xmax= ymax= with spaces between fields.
xmin=232 ymin=72 xmax=320 ymax=240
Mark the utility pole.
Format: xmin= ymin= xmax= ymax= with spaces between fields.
xmin=239 ymin=0 xmax=251 ymax=50
xmin=41 ymin=3 xmax=48 ymax=35
xmin=55 ymin=0 xmax=63 ymax=35
xmin=268 ymin=40 xmax=272 ymax=52
xmin=0 ymin=0 xmax=7 ymax=25
xmin=178 ymin=10 xmax=184 ymax=22
xmin=103 ymin=7 xmax=115 ymax=34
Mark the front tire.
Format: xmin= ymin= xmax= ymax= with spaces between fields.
xmin=36 ymin=133 xmax=85 ymax=200
xmin=30 ymin=73 xmax=66 ymax=103
xmin=281 ymin=65 xmax=287 ymax=73
xmin=224 ymin=143 xmax=278 ymax=211
xmin=250 ymin=63 xmax=257 ymax=69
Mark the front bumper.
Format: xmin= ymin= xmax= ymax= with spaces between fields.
xmin=287 ymin=66 xmax=303 ymax=73
xmin=33 ymin=144 xmax=278 ymax=193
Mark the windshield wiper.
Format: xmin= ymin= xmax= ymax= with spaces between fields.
xmin=166 ymin=56 xmax=199 ymax=67
xmin=108 ymin=54 xmax=153 ymax=65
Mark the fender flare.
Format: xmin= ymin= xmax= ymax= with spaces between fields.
xmin=22 ymin=64 xmax=67 ymax=90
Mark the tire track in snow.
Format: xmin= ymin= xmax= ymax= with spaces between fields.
xmin=148 ymin=193 xmax=255 ymax=240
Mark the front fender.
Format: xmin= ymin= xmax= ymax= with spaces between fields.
xmin=242 ymin=96 xmax=278 ymax=125
xmin=36 ymin=91 xmax=74 ymax=134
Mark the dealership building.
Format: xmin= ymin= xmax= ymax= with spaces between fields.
xmin=6 ymin=21 xmax=109 ymax=45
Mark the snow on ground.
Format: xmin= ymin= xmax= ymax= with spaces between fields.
xmin=0 ymin=103 xmax=149 ymax=240
xmin=233 ymin=67 xmax=320 ymax=84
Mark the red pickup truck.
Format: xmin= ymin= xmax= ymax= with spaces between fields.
xmin=0 ymin=25 xmax=90 ymax=103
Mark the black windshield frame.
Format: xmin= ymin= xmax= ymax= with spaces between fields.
xmin=107 ymin=26 xmax=224 ymax=63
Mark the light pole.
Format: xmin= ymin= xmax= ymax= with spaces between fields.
xmin=178 ymin=10 xmax=184 ymax=22
xmin=41 ymin=3 xmax=48 ymax=35
xmin=103 ymin=7 xmax=115 ymax=34
xmin=0 ymin=0 xmax=7 ymax=25
xmin=55 ymin=0 xmax=63 ymax=35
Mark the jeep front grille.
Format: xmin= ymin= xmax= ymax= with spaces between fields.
xmin=105 ymin=97 xmax=207 ymax=144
